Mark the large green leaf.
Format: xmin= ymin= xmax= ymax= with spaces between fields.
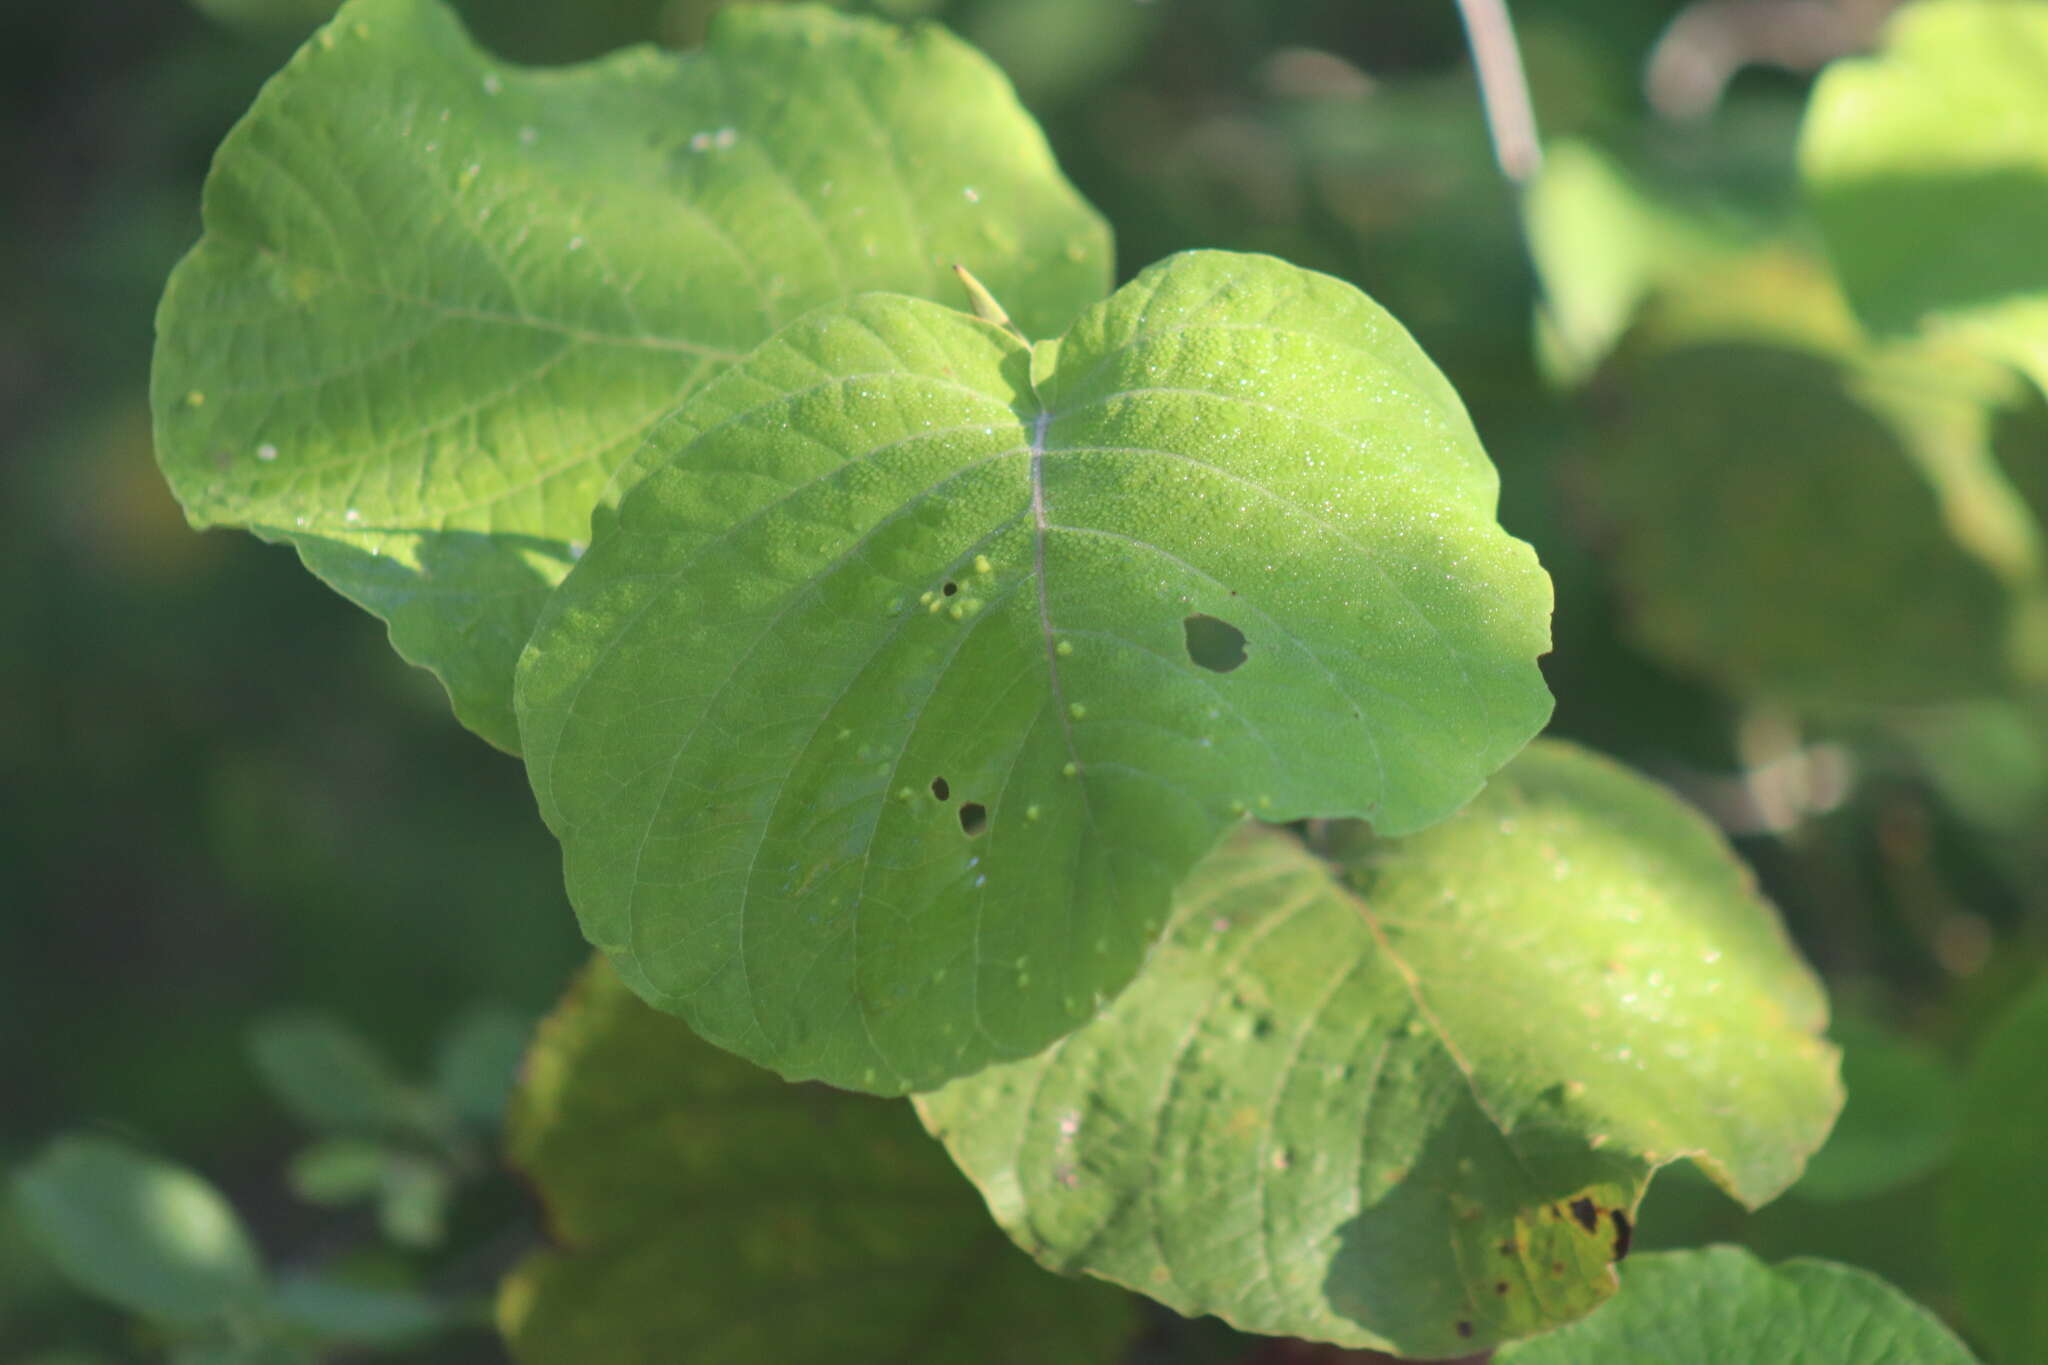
xmin=496 ymin=958 xmax=1138 ymax=1365
xmin=916 ymin=741 xmax=1839 ymax=1356
xmin=1946 ymin=975 xmax=2048 ymax=1364
xmin=151 ymin=0 xmax=1110 ymax=750
xmin=1790 ymin=1011 xmax=1958 ymax=1205
xmin=1592 ymin=340 xmax=2020 ymax=708
xmin=515 ymin=249 xmax=1554 ymax=1093
xmin=1803 ymin=0 xmax=2048 ymax=398
xmin=10 ymin=1136 xmax=266 ymax=1326
xmin=1492 ymin=1247 xmax=1980 ymax=1365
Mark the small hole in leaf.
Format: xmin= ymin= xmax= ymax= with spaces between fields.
xmin=1184 ymin=614 xmax=1248 ymax=672
xmin=959 ymin=802 xmax=987 ymax=836
xmin=931 ymin=776 xmax=951 ymax=801
xmin=942 ymin=581 xmax=959 ymax=596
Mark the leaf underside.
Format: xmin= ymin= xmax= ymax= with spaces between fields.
xmin=515 ymin=249 xmax=1555 ymax=1094
xmin=151 ymin=0 xmax=1110 ymax=749
xmin=917 ymin=741 xmax=1841 ymax=1356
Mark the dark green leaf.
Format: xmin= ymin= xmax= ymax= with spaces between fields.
xmin=433 ymin=1005 xmax=532 ymax=1126
xmin=284 ymin=1139 xmax=387 ymax=1207
xmin=10 ymin=1136 xmax=265 ymax=1325
xmin=1493 ymin=1246 xmax=1979 ymax=1364
xmin=1946 ymin=974 xmax=2048 ymax=1363
xmin=375 ymin=1156 xmax=451 ymax=1247
xmin=496 ymin=959 xmax=1139 ymax=1365
xmin=1793 ymin=1013 xmax=1958 ymax=1204
xmin=1593 ymin=341 xmax=2018 ymax=708
xmin=270 ymin=1274 xmax=453 ymax=1345
xmin=247 ymin=1012 xmax=440 ymax=1140
xmin=169 ymin=1346 xmax=315 ymax=1365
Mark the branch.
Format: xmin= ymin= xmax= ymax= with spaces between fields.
xmin=1453 ymin=0 xmax=1543 ymax=185
xmin=1644 ymin=0 xmax=1901 ymax=120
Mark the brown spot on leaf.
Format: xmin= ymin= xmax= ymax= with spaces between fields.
xmin=1611 ymin=1208 xmax=1633 ymax=1261
xmin=1494 ymin=1281 xmax=1510 ymax=1295
xmin=1456 ymin=1321 xmax=1474 ymax=1339
xmin=1498 ymin=1239 xmax=1519 ymax=1256
xmin=1569 ymin=1196 xmax=1599 ymax=1233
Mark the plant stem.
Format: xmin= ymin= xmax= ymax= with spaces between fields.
xmin=1453 ymin=0 xmax=1543 ymax=184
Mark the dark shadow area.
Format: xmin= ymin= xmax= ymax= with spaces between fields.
xmin=1323 ymin=1094 xmax=1642 ymax=1358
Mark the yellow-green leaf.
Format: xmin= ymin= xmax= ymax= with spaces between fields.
xmin=917 ymin=742 xmax=1840 ymax=1356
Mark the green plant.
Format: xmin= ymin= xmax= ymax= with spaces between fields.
xmin=16 ymin=0 xmax=2047 ymax=1360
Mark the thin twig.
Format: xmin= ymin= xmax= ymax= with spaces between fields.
xmin=1453 ymin=0 xmax=1544 ymax=184
xmin=1451 ymin=0 xmax=1592 ymax=379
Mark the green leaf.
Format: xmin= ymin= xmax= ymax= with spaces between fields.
xmin=496 ymin=958 xmax=1139 ymax=1365
xmin=169 ymin=1345 xmax=315 ymax=1365
xmin=1803 ymin=0 xmax=2048 ymax=398
xmin=1898 ymin=700 xmax=2048 ymax=836
xmin=1592 ymin=341 xmax=2018 ymax=708
xmin=1625 ymin=1160 xmax=1957 ymax=1312
xmin=247 ymin=1012 xmax=441 ymax=1140
xmin=10 ymin=1136 xmax=266 ymax=1325
xmin=1492 ymin=1247 xmax=1980 ymax=1364
xmin=916 ymin=741 xmax=1840 ymax=1356
xmin=432 ymin=1005 xmax=532 ymax=1126
xmin=1946 ymin=974 xmax=2048 ymax=1364
xmin=1525 ymin=138 xmax=1783 ymax=383
xmin=375 ymin=1156 xmax=452 ymax=1248
xmin=284 ymin=1138 xmax=387 ymax=1206
xmin=151 ymin=0 xmax=1111 ymax=751
xmin=515 ymin=249 xmax=1554 ymax=1093
xmin=1792 ymin=1013 xmax=1959 ymax=1205
xmin=270 ymin=1275 xmax=453 ymax=1345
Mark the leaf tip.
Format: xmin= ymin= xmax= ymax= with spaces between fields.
xmin=952 ymin=263 xmax=1025 ymax=340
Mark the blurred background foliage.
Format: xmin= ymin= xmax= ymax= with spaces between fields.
xmin=5 ymin=0 xmax=2045 ymax=1360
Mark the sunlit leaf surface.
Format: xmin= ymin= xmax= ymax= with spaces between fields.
xmin=152 ymin=0 xmax=1110 ymax=748
xmin=1804 ymin=0 xmax=2048 ymax=398
xmin=516 ymin=250 xmax=1554 ymax=1092
xmin=918 ymin=742 xmax=1840 ymax=1355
